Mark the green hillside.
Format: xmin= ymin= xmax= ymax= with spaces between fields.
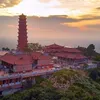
xmin=1 ymin=69 xmax=100 ymax=100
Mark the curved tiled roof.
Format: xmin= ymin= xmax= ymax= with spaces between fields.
xmin=45 ymin=43 xmax=64 ymax=49
xmin=54 ymin=53 xmax=87 ymax=60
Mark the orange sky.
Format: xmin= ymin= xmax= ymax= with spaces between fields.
xmin=0 ymin=0 xmax=100 ymax=52
xmin=0 ymin=0 xmax=100 ymax=17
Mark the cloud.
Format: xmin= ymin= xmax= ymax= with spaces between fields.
xmin=62 ymin=19 xmax=100 ymax=31
xmin=30 ymin=15 xmax=79 ymax=23
xmin=79 ymin=14 xmax=100 ymax=20
xmin=0 ymin=0 xmax=99 ymax=17
xmin=0 ymin=0 xmax=21 ymax=8
xmin=56 ymin=0 xmax=93 ymax=8
xmin=96 ymin=7 xmax=100 ymax=10
xmin=27 ymin=14 xmax=100 ymax=32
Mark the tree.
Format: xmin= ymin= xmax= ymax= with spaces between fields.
xmin=94 ymin=55 xmax=100 ymax=61
xmin=27 ymin=43 xmax=42 ymax=52
xmin=77 ymin=44 xmax=99 ymax=58
xmin=2 ymin=47 xmax=10 ymax=51
xmin=86 ymin=44 xmax=95 ymax=57
xmin=24 ymin=46 xmax=32 ymax=53
xmin=87 ymin=44 xmax=95 ymax=50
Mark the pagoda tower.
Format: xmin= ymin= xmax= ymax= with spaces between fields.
xmin=17 ymin=14 xmax=28 ymax=51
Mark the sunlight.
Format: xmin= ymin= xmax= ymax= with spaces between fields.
xmin=9 ymin=0 xmax=86 ymax=17
xmin=9 ymin=0 xmax=62 ymax=16
xmin=0 ymin=0 xmax=99 ymax=17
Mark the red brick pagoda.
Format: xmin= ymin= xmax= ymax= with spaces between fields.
xmin=17 ymin=14 xmax=28 ymax=51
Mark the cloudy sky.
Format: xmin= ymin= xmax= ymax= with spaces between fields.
xmin=0 ymin=0 xmax=100 ymax=52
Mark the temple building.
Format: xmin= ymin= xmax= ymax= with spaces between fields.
xmin=43 ymin=43 xmax=88 ymax=68
xmin=17 ymin=14 xmax=28 ymax=51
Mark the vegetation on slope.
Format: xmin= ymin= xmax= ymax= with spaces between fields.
xmin=48 ymin=69 xmax=87 ymax=90
xmin=1 ymin=69 xmax=100 ymax=100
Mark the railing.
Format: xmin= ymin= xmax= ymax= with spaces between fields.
xmin=0 ymin=82 xmax=21 ymax=87
xmin=0 ymin=68 xmax=61 ymax=91
xmin=0 ymin=68 xmax=58 ymax=80
xmin=0 ymin=74 xmax=21 ymax=80
xmin=0 ymin=82 xmax=22 ymax=91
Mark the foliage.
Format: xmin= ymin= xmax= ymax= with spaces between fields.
xmin=1 ymin=86 xmax=62 ymax=100
xmin=77 ymin=44 xmax=99 ymax=58
xmin=28 ymin=43 xmax=42 ymax=52
xmin=51 ymin=69 xmax=86 ymax=85
xmin=2 ymin=47 xmax=10 ymax=51
xmin=94 ymin=55 xmax=100 ymax=61
xmin=1 ymin=69 xmax=100 ymax=100
xmin=23 ymin=43 xmax=42 ymax=53
xmin=87 ymin=44 xmax=95 ymax=50
xmin=35 ymin=76 xmax=45 ymax=84
xmin=86 ymin=44 xmax=95 ymax=57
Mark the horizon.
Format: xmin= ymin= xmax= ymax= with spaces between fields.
xmin=0 ymin=0 xmax=100 ymax=52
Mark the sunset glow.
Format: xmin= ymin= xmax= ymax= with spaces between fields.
xmin=0 ymin=0 xmax=100 ymax=52
xmin=0 ymin=0 xmax=99 ymax=17
xmin=9 ymin=0 xmax=66 ymax=16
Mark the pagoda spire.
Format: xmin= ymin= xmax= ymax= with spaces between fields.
xmin=17 ymin=14 xmax=28 ymax=51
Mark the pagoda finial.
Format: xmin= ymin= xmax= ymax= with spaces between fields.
xmin=21 ymin=13 xmax=25 ymax=16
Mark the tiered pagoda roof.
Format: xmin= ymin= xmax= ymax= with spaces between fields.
xmin=17 ymin=14 xmax=28 ymax=51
